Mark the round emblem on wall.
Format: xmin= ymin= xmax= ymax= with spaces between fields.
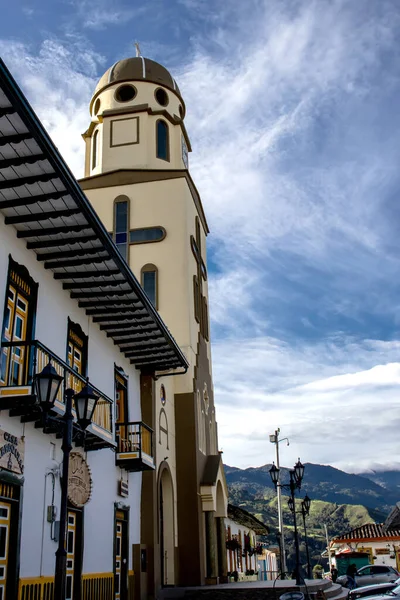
xmin=160 ymin=385 xmax=166 ymax=406
xmin=67 ymin=452 xmax=92 ymax=508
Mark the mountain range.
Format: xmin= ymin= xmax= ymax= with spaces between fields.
xmin=224 ymin=463 xmax=400 ymax=513
xmin=224 ymin=462 xmax=400 ymax=573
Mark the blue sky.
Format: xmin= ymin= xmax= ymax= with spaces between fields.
xmin=2 ymin=0 xmax=400 ymax=473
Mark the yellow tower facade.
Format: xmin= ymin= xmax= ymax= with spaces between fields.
xmin=80 ymin=56 xmax=228 ymax=598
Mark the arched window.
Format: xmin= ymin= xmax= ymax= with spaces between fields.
xmin=201 ymin=407 xmax=206 ymax=454
xmin=209 ymin=411 xmax=217 ymax=455
xmin=92 ymin=129 xmax=99 ymax=170
xmin=113 ymin=196 xmax=130 ymax=263
xmin=203 ymin=384 xmax=209 ymax=415
xmin=156 ymin=120 xmax=169 ymax=161
xmin=141 ymin=264 xmax=158 ymax=308
xmin=196 ymin=390 xmax=206 ymax=454
xmin=159 ymin=408 xmax=169 ymax=449
xmin=202 ymin=296 xmax=209 ymax=341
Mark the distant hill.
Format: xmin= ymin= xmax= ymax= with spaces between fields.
xmin=224 ymin=462 xmax=400 ymax=513
xmin=224 ymin=462 xmax=397 ymax=575
xmin=358 ymin=469 xmax=400 ymax=493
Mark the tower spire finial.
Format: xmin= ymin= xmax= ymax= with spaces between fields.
xmin=134 ymin=42 xmax=141 ymax=58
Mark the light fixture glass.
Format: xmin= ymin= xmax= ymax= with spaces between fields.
xmin=294 ymin=458 xmax=305 ymax=485
xmin=269 ymin=462 xmax=280 ymax=486
xmin=34 ymin=363 xmax=63 ymax=411
xmin=74 ymin=383 xmax=99 ymax=430
xmin=303 ymin=494 xmax=311 ymax=514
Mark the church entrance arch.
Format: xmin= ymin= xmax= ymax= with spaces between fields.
xmin=158 ymin=464 xmax=175 ymax=587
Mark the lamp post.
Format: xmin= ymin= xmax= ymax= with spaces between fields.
xmin=34 ymin=363 xmax=99 ymax=600
xmin=287 ymin=492 xmax=312 ymax=579
xmin=269 ymin=429 xmax=289 ymax=577
xmin=269 ymin=459 xmax=305 ymax=585
xmin=301 ymin=495 xmax=312 ymax=579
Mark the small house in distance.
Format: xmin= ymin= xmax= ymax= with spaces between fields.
xmin=225 ymin=503 xmax=277 ymax=581
xmin=330 ymin=523 xmax=400 ymax=573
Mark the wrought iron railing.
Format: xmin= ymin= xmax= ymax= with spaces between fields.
xmin=116 ymin=421 xmax=153 ymax=457
xmin=0 ymin=340 xmax=113 ymax=435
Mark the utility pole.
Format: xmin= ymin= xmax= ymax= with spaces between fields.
xmin=269 ymin=428 xmax=289 ymax=578
xmin=324 ymin=523 xmax=331 ymax=569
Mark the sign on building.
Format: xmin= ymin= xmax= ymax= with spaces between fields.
xmin=0 ymin=429 xmax=24 ymax=474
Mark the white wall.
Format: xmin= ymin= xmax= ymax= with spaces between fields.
xmin=0 ymin=215 xmax=144 ymax=577
xmin=332 ymin=541 xmax=400 ymax=570
xmin=225 ymin=517 xmax=258 ymax=573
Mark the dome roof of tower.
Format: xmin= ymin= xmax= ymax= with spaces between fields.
xmin=94 ymin=57 xmax=182 ymax=98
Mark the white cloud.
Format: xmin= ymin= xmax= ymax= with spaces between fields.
xmin=2 ymin=1 xmax=400 ymax=474
xmin=175 ymin=0 xmax=400 ymax=278
xmin=22 ymin=7 xmax=34 ymax=18
xmin=70 ymin=0 xmax=149 ymax=30
xmin=0 ymin=38 xmax=102 ymax=176
xmin=214 ymin=335 xmax=400 ymax=470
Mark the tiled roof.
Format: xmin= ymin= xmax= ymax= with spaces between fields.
xmin=227 ymin=504 xmax=269 ymax=536
xmin=333 ymin=523 xmax=400 ymax=542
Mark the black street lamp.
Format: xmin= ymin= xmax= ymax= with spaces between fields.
xmin=287 ymin=493 xmax=312 ymax=579
xmin=301 ymin=494 xmax=312 ymax=579
xmin=34 ymin=363 xmax=99 ymax=600
xmin=269 ymin=459 xmax=305 ymax=585
xmin=34 ymin=362 xmax=63 ymax=411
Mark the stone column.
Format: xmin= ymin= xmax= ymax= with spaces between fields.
xmin=205 ymin=511 xmax=218 ymax=584
xmin=139 ymin=373 xmax=158 ymax=599
xmin=216 ymin=517 xmax=228 ymax=583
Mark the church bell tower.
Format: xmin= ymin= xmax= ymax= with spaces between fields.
xmin=79 ymin=54 xmax=228 ymax=597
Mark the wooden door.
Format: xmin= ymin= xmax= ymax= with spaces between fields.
xmin=0 ymin=501 xmax=11 ymax=600
xmin=66 ymin=508 xmax=82 ymax=600
xmin=115 ymin=370 xmax=128 ymax=452
xmin=114 ymin=510 xmax=128 ymax=600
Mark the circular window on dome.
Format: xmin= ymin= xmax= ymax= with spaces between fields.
xmin=160 ymin=385 xmax=166 ymax=406
xmin=115 ymin=85 xmax=137 ymax=103
xmin=93 ymin=98 xmax=101 ymax=116
xmin=155 ymin=88 xmax=169 ymax=107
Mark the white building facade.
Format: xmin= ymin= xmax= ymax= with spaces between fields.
xmin=225 ymin=504 xmax=277 ymax=581
xmin=0 ymin=59 xmax=187 ymax=600
xmin=331 ymin=523 xmax=400 ymax=573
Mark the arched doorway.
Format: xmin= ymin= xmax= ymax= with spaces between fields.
xmin=159 ymin=465 xmax=175 ymax=586
xmin=215 ymin=480 xmax=228 ymax=582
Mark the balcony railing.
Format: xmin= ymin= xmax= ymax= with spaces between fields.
xmin=0 ymin=340 xmax=114 ymax=449
xmin=116 ymin=421 xmax=154 ymax=471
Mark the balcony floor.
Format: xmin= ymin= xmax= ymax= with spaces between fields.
xmin=1 ymin=389 xmax=115 ymax=451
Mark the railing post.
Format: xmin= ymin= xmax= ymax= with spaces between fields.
xmin=24 ymin=341 xmax=30 ymax=385
xmin=32 ymin=341 xmax=37 ymax=384
xmin=7 ymin=343 xmax=13 ymax=386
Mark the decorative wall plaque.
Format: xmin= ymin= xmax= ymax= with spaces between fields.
xmin=67 ymin=452 xmax=92 ymax=507
xmin=0 ymin=429 xmax=24 ymax=474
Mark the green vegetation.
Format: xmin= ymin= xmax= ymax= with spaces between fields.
xmin=226 ymin=463 xmax=391 ymax=575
